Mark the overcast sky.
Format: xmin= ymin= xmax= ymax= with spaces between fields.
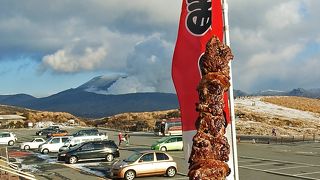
xmin=0 ymin=0 xmax=319 ymax=97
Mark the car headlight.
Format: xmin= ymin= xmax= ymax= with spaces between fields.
xmin=59 ymin=153 xmax=66 ymax=156
xmin=119 ymin=164 xmax=128 ymax=169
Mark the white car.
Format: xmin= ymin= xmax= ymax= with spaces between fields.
xmin=38 ymin=136 xmax=70 ymax=154
xmin=59 ymin=134 xmax=108 ymax=152
xmin=20 ymin=138 xmax=46 ymax=150
xmin=0 ymin=132 xmax=17 ymax=146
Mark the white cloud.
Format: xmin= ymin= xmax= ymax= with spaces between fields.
xmin=106 ymin=34 xmax=175 ymax=94
xmin=265 ymin=1 xmax=302 ymax=29
xmin=235 ymin=43 xmax=305 ymax=92
xmin=41 ymin=46 xmax=107 ymax=73
xmin=107 ymin=76 xmax=156 ymax=94
xmin=2 ymin=0 xmax=320 ymax=95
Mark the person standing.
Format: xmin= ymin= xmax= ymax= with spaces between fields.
xmin=124 ymin=133 xmax=130 ymax=146
xmin=160 ymin=121 xmax=165 ymax=136
xmin=272 ymin=128 xmax=277 ymax=136
xmin=118 ymin=132 xmax=123 ymax=146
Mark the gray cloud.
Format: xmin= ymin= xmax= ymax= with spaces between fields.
xmin=107 ymin=34 xmax=175 ymax=94
xmin=229 ymin=0 xmax=320 ymax=92
xmin=0 ymin=0 xmax=180 ymax=60
xmin=1 ymin=0 xmax=320 ymax=94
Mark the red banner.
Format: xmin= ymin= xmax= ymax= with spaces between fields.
xmin=172 ymin=0 xmax=230 ymax=132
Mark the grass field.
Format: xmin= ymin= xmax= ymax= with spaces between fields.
xmin=261 ymin=96 xmax=320 ymax=114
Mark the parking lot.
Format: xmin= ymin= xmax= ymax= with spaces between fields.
xmin=4 ymin=128 xmax=320 ymax=180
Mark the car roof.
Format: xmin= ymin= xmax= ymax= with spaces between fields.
xmin=139 ymin=150 xmax=169 ymax=154
xmin=51 ymin=136 xmax=71 ymax=138
xmin=82 ymin=140 xmax=114 ymax=144
xmin=79 ymin=128 xmax=98 ymax=131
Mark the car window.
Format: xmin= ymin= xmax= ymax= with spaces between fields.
xmin=2 ymin=133 xmax=10 ymax=137
xmin=93 ymin=143 xmax=104 ymax=149
xmin=126 ymin=152 xmax=142 ymax=162
xmin=167 ymin=138 xmax=176 ymax=143
xmin=62 ymin=138 xmax=69 ymax=143
xmin=156 ymin=153 xmax=169 ymax=161
xmin=177 ymin=137 xmax=183 ymax=141
xmin=35 ymin=139 xmax=44 ymax=142
xmin=50 ymin=138 xmax=60 ymax=144
xmin=81 ymin=143 xmax=94 ymax=150
xmin=105 ymin=141 xmax=117 ymax=148
xmin=140 ymin=153 xmax=154 ymax=162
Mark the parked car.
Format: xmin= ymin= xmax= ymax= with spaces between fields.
xmin=59 ymin=133 xmax=108 ymax=152
xmin=151 ymin=136 xmax=183 ymax=151
xmin=36 ymin=126 xmax=60 ymax=136
xmin=38 ymin=136 xmax=70 ymax=154
xmin=72 ymin=129 xmax=99 ymax=137
xmin=111 ymin=150 xmax=177 ymax=180
xmin=57 ymin=140 xmax=119 ymax=164
xmin=20 ymin=138 xmax=46 ymax=150
xmin=46 ymin=129 xmax=68 ymax=138
xmin=0 ymin=132 xmax=17 ymax=146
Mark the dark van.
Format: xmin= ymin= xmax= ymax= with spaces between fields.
xmin=57 ymin=140 xmax=119 ymax=164
xmin=72 ymin=129 xmax=99 ymax=137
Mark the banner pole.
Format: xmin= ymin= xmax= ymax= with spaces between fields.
xmin=222 ymin=0 xmax=239 ymax=180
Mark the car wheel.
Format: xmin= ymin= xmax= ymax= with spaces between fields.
xmin=106 ymin=154 xmax=114 ymax=162
xmin=24 ymin=145 xmax=30 ymax=150
xmin=160 ymin=146 xmax=167 ymax=151
xmin=124 ymin=170 xmax=135 ymax=180
xmin=8 ymin=140 xmax=14 ymax=146
xmin=166 ymin=166 xmax=176 ymax=177
xmin=42 ymin=148 xmax=49 ymax=154
xmin=68 ymin=156 xmax=78 ymax=164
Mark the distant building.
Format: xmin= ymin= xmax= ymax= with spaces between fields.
xmin=0 ymin=115 xmax=26 ymax=126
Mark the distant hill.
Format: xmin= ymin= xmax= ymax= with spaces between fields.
xmin=1 ymin=75 xmax=320 ymax=118
xmin=0 ymin=75 xmax=179 ymax=118
xmin=233 ymin=89 xmax=248 ymax=97
xmin=236 ymin=88 xmax=320 ymax=99
xmin=0 ymin=104 xmax=83 ymax=125
xmin=0 ymin=94 xmax=36 ymax=104
xmin=76 ymin=74 xmax=125 ymax=94
xmin=0 ymin=89 xmax=179 ymax=118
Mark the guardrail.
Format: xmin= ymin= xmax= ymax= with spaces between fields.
xmin=0 ymin=163 xmax=37 ymax=180
xmin=0 ymin=147 xmax=36 ymax=180
xmin=237 ymin=134 xmax=320 ymax=144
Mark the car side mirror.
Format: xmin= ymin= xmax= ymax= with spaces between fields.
xmin=139 ymin=159 xmax=143 ymax=162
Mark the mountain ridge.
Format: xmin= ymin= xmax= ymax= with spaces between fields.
xmin=1 ymin=75 xmax=320 ymax=118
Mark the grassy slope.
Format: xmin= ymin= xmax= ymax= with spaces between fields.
xmin=261 ymin=96 xmax=320 ymax=113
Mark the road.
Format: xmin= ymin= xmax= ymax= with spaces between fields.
xmin=5 ymin=128 xmax=320 ymax=180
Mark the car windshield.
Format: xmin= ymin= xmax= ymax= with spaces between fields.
xmin=125 ymin=152 xmax=142 ymax=163
xmin=157 ymin=137 xmax=169 ymax=143
xmin=72 ymin=142 xmax=85 ymax=150
xmin=44 ymin=138 xmax=52 ymax=143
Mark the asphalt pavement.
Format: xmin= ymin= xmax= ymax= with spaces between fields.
xmin=3 ymin=128 xmax=320 ymax=180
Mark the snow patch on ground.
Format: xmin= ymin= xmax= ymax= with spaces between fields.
xmin=36 ymin=154 xmax=57 ymax=163
xmin=67 ymin=162 xmax=105 ymax=177
xmin=235 ymin=97 xmax=320 ymax=121
xmin=15 ymin=158 xmax=40 ymax=173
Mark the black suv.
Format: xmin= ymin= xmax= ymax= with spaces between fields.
xmin=36 ymin=126 xmax=60 ymax=136
xmin=72 ymin=129 xmax=99 ymax=137
xmin=57 ymin=140 xmax=119 ymax=164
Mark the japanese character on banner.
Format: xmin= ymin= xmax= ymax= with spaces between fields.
xmin=186 ymin=0 xmax=212 ymax=36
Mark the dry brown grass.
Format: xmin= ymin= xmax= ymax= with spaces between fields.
xmin=235 ymin=96 xmax=320 ymax=136
xmin=261 ymin=96 xmax=320 ymax=114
